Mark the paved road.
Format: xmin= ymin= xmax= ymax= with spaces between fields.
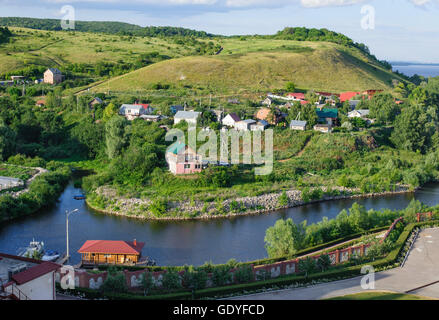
xmin=231 ymin=228 xmax=439 ymax=300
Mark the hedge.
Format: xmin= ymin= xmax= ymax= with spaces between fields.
xmin=94 ymin=225 xmax=391 ymax=273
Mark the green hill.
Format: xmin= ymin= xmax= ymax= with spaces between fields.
xmin=95 ymin=39 xmax=405 ymax=94
xmin=0 ymin=17 xmax=215 ymax=37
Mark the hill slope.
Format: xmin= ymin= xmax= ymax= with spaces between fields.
xmin=95 ymin=40 xmax=404 ymax=94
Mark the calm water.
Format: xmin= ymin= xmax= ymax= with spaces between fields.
xmin=1 ymin=182 xmax=439 ymax=266
xmin=392 ymin=65 xmax=439 ymax=78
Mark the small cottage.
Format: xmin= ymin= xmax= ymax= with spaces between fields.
xmin=174 ymin=111 xmax=201 ymax=125
xmin=222 ymin=113 xmax=241 ymax=128
xmin=290 ymin=120 xmax=307 ymax=131
xmin=314 ymin=124 xmax=332 ymax=133
xmin=235 ymin=119 xmax=257 ymax=131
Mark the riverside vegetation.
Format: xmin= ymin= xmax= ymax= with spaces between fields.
xmin=0 ymin=20 xmax=439 ymax=220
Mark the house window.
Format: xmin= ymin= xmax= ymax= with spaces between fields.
xmin=195 ymin=164 xmax=201 ymax=169
xmin=184 ymin=164 xmax=191 ymax=169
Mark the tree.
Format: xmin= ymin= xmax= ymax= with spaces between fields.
xmin=0 ymin=122 xmax=16 ymax=160
xmin=298 ymin=257 xmax=316 ymax=278
xmin=285 ymin=82 xmax=296 ymax=92
xmin=264 ymin=218 xmax=306 ymax=258
xmin=103 ymin=103 xmax=118 ymax=121
xmin=368 ymin=93 xmax=400 ymax=124
xmin=390 ymin=104 xmax=435 ymax=154
xmin=105 ymin=116 xmax=128 ymax=159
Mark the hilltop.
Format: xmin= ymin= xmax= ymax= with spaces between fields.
xmin=95 ymin=39 xmax=404 ymax=94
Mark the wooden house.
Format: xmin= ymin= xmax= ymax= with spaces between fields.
xmin=78 ymin=240 xmax=145 ymax=265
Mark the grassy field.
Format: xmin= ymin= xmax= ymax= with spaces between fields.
xmin=327 ymin=291 xmax=435 ymax=300
xmin=93 ymin=40 xmax=405 ymax=95
xmin=0 ymin=27 xmax=195 ymax=75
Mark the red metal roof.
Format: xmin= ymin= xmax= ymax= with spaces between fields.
xmin=11 ymin=262 xmax=60 ymax=285
xmin=135 ymin=103 xmax=150 ymax=110
xmin=287 ymin=93 xmax=306 ymax=100
xmin=340 ymin=91 xmax=361 ymax=102
xmin=78 ymin=240 xmax=145 ymax=255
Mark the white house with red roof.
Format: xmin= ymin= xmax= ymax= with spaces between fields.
xmin=0 ymin=253 xmax=60 ymax=300
xmin=119 ymin=104 xmax=155 ymax=120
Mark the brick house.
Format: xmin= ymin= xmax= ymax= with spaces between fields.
xmin=43 ymin=68 xmax=63 ymax=85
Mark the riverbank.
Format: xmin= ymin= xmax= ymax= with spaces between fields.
xmin=85 ymin=184 xmax=415 ymax=221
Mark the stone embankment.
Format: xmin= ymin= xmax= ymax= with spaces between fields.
xmin=88 ymin=184 xmax=412 ymax=221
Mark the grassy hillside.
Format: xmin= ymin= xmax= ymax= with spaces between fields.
xmin=0 ymin=27 xmax=200 ymax=76
xmin=94 ymin=39 xmax=405 ymax=94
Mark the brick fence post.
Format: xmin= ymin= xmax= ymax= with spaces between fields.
xmin=417 ymin=213 xmax=421 ymax=223
xmin=360 ymin=244 xmax=365 ymax=256
xmin=335 ymin=250 xmax=340 ymax=264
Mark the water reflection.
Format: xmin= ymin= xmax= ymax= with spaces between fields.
xmin=0 ymin=182 xmax=437 ymax=266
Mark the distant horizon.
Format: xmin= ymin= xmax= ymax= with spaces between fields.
xmin=1 ymin=0 xmax=439 ymax=64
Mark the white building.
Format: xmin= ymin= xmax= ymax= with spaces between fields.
xmin=348 ymin=109 xmax=370 ymax=119
xmin=119 ymin=104 xmax=154 ymax=121
xmin=222 ymin=113 xmax=241 ymax=128
xmin=174 ymin=111 xmax=201 ymax=125
xmin=0 ymin=253 xmax=59 ymax=300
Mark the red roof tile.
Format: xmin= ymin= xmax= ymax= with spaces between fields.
xmin=287 ymin=93 xmax=306 ymax=100
xmin=78 ymin=240 xmax=145 ymax=255
xmin=12 ymin=262 xmax=60 ymax=285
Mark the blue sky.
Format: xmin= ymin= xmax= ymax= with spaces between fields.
xmin=1 ymin=0 xmax=439 ymax=62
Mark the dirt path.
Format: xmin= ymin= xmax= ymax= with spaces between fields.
xmin=11 ymin=167 xmax=48 ymax=198
xmin=278 ymin=135 xmax=313 ymax=163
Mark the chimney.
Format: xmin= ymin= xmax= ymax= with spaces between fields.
xmin=133 ymin=239 xmax=137 ymax=246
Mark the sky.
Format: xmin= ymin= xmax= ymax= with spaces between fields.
xmin=1 ymin=0 xmax=439 ymax=62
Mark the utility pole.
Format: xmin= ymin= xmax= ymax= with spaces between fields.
xmin=66 ymin=209 xmax=79 ymax=262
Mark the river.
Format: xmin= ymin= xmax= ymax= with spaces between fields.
xmin=1 ymin=182 xmax=439 ymax=266
xmin=392 ymin=64 xmax=439 ymax=78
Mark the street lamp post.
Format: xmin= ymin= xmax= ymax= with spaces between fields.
xmin=66 ymin=209 xmax=79 ymax=262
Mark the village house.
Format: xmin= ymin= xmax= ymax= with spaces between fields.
xmin=316 ymin=108 xmax=339 ymax=126
xmin=88 ymin=97 xmax=103 ymax=108
xmin=222 ymin=113 xmax=241 ymax=127
xmin=43 ymin=68 xmax=63 ymax=85
xmin=349 ymin=100 xmax=361 ymax=110
xmin=0 ymin=253 xmax=59 ymax=300
xmin=286 ymin=92 xmax=306 ymax=101
xmin=174 ymin=111 xmax=201 ymax=125
xmin=290 ymin=120 xmax=307 ymax=131
xmin=262 ymin=97 xmax=273 ymax=106
xmin=251 ymin=120 xmax=269 ymax=131
xmin=78 ymin=240 xmax=145 ymax=266
xmin=166 ymin=141 xmax=204 ymax=175
xmin=255 ymin=107 xmax=283 ymax=125
xmin=348 ymin=109 xmax=370 ymax=119
xmin=235 ymin=119 xmax=257 ymax=131
xmin=314 ymin=124 xmax=332 ymax=133
xmin=35 ymin=100 xmax=45 ymax=107
xmin=119 ymin=104 xmax=154 ymax=121
xmin=170 ymin=105 xmax=184 ymax=114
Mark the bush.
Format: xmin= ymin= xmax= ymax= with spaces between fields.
xmin=149 ymin=198 xmax=168 ymax=217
